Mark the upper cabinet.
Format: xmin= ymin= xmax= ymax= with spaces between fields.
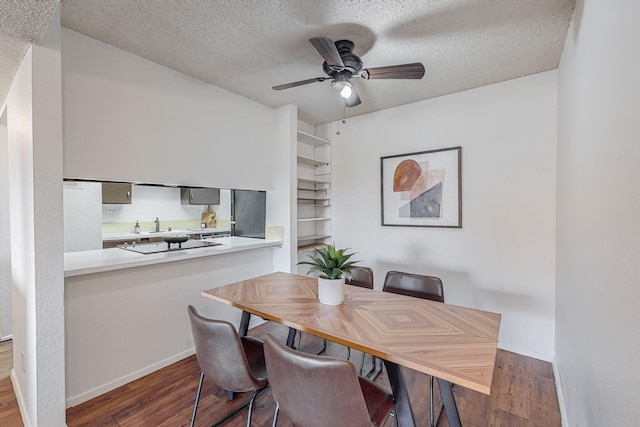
xmin=102 ymin=182 xmax=132 ymax=204
xmin=180 ymin=187 xmax=220 ymax=205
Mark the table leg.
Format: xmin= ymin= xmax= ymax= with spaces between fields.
xmin=436 ymin=378 xmax=462 ymax=427
xmin=285 ymin=327 xmax=297 ymax=348
xmin=383 ymin=360 xmax=416 ymax=427
xmin=239 ymin=311 xmax=251 ymax=337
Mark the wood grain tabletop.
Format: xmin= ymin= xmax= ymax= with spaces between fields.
xmin=202 ymin=271 xmax=501 ymax=395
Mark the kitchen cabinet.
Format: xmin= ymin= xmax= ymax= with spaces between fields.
xmin=102 ymin=182 xmax=132 ymax=204
xmin=180 ymin=187 xmax=220 ymax=205
xmin=296 ymin=130 xmax=331 ymax=255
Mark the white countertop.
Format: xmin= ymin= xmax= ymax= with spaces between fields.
xmin=102 ymin=227 xmax=231 ymax=242
xmin=65 ymin=236 xmax=282 ymax=277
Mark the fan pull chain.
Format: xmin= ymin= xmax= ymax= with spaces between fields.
xmin=336 ymin=101 xmax=347 ymax=135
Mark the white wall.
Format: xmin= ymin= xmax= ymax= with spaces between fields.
xmin=61 ymin=29 xmax=277 ymax=191
xmin=555 ymin=1 xmax=640 ymax=425
xmin=330 ymin=71 xmax=557 ymax=359
xmin=7 ymin=6 xmax=66 ymax=425
xmin=0 ymin=118 xmax=12 ymax=339
xmin=268 ymin=105 xmax=298 ymax=273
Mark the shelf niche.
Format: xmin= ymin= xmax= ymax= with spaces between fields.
xmin=296 ymin=125 xmax=331 ymax=263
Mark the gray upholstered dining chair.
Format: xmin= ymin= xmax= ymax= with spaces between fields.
xmin=382 ymin=271 xmax=444 ymax=302
xmin=346 ymin=266 xmax=375 ymax=290
xmin=263 ymin=334 xmax=396 ymax=427
xmin=187 ymin=305 xmax=268 ymax=427
xmin=382 ymin=271 xmax=445 ymax=427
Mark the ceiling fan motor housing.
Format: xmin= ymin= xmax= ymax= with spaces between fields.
xmin=322 ymin=39 xmax=363 ymax=78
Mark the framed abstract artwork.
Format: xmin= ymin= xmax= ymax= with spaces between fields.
xmin=381 ymin=146 xmax=462 ymax=228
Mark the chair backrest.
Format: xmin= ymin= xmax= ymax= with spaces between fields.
xmin=346 ymin=266 xmax=374 ymax=289
xmin=187 ymin=305 xmax=262 ymax=392
xmin=263 ymin=334 xmax=374 ymax=427
xmin=382 ymin=271 xmax=444 ymax=302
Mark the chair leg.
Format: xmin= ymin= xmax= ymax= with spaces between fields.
xmin=430 ymin=375 xmax=434 ymax=427
xmin=296 ymin=330 xmax=327 ymax=355
xmin=190 ymin=372 xmax=204 ymax=427
xmin=246 ymin=389 xmax=259 ymax=427
xmin=272 ymin=403 xmax=280 ymax=427
xmin=346 ymin=346 xmax=351 ymax=360
xmin=359 ymin=352 xmax=366 ymax=375
xmin=363 ymin=355 xmax=383 ymax=379
xmin=318 ymin=338 xmax=327 ymax=354
xmin=212 ymin=387 xmax=267 ymax=427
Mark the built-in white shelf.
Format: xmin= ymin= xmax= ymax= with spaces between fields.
xmin=298 ymin=177 xmax=331 ymax=184
xmin=298 ymin=234 xmax=331 ymax=242
xmin=298 ymin=243 xmax=329 ymax=253
xmin=297 ymin=155 xmax=329 ymax=166
xmin=297 ymin=197 xmax=330 ymax=202
xmin=296 ymin=127 xmax=331 ymax=262
xmin=297 ymin=217 xmax=331 ymax=222
xmin=297 ymin=130 xmax=330 ymax=147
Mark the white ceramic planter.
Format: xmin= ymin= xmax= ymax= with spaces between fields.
xmin=317 ymin=277 xmax=345 ymax=305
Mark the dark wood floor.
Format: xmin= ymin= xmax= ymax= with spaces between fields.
xmin=0 ymin=339 xmax=23 ymax=426
xmin=0 ymin=323 xmax=561 ymax=426
xmin=0 ymin=340 xmax=11 ymax=381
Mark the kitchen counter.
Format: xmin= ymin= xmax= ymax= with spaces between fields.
xmin=102 ymin=227 xmax=230 ymax=242
xmin=64 ymin=236 xmax=282 ymax=277
xmin=65 ymin=236 xmax=278 ymax=406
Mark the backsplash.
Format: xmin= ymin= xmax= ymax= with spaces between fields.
xmin=101 ymin=185 xmax=231 ymax=233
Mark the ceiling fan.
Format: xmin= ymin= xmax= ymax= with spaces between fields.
xmin=272 ymin=37 xmax=425 ymax=107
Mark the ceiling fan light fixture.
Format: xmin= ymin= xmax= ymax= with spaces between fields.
xmin=339 ymin=83 xmax=352 ymax=99
xmin=332 ymin=73 xmax=352 ymax=99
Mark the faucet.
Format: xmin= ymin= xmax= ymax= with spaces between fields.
xmin=154 ymin=217 xmax=160 ymax=232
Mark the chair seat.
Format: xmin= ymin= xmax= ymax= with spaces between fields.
xmin=358 ymin=377 xmax=395 ymax=427
xmin=242 ymin=336 xmax=268 ymax=383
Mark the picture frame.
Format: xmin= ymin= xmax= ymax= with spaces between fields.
xmin=381 ymin=146 xmax=462 ymax=228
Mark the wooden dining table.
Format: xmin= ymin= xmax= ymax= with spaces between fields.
xmin=202 ymin=271 xmax=501 ymax=427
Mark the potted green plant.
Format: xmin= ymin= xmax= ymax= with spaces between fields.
xmin=298 ymin=244 xmax=360 ymax=305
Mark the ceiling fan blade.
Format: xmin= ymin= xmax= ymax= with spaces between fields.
xmin=272 ymin=77 xmax=328 ymax=91
xmin=345 ymin=84 xmax=361 ymax=107
xmin=309 ymin=37 xmax=345 ymax=69
xmin=361 ymin=63 xmax=425 ymax=80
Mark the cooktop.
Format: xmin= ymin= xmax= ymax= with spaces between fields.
xmin=118 ymin=240 xmax=221 ymax=254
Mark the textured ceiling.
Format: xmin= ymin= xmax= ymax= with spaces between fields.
xmin=0 ymin=0 xmax=59 ymax=105
xmin=1 ymin=0 xmax=575 ymax=124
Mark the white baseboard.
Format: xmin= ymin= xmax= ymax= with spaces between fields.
xmin=1 ymin=334 xmax=13 ymax=342
xmin=65 ymin=348 xmax=195 ymax=408
xmin=553 ymin=359 xmax=569 ymax=427
xmin=11 ymin=368 xmax=32 ymax=427
xmin=497 ymin=341 xmax=554 ymax=362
